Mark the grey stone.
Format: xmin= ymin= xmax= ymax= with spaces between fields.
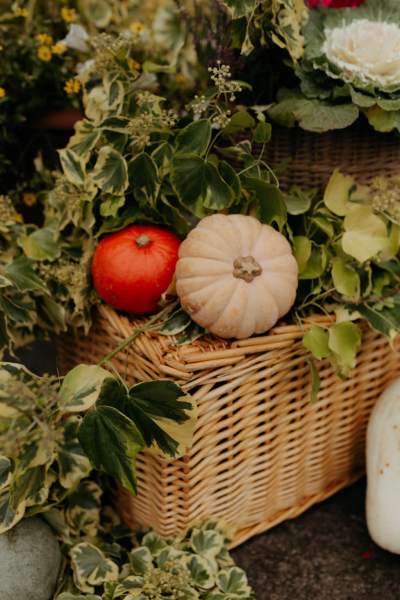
xmin=0 ymin=517 xmax=62 ymax=600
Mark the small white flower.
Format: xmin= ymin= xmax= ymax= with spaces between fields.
xmin=61 ymin=24 xmax=89 ymax=53
xmin=323 ymin=19 xmax=400 ymax=89
xmin=76 ymin=59 xmax=95 ymax=75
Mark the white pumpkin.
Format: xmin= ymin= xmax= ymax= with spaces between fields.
xmin=366 ymin=378 xmax=400 ymax=554
xmin=176 ymin=214 xmax=298 ymax=339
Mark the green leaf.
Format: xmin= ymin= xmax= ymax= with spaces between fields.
xmin=57 ymin=436 xmax=92 ymax=489
xmin=21 ymin=227 xmax=61 ymax=262
xmin=0 ymin=492 xmax=25 ymax=534
xmin=367 ymin=106 xmax=400 ymax=133
xmin=69 ymin=124 xmax=101 ymax=158
xmin=331 ymin=258 xmax=360 ymax=300
xmin=284 ymin=187 xmax=312 ymax=215
xmin=128 ymin=153 xmax=159 ymax=203
xmin=303 ymin=326 xmax=330 ymax=360
xmin=216 ymin=567 xmax=252 ymax=596
xmin=293 ymin=236 xmax=312 ymax=274
xmin=70 ymin=543 xmax=119 ymax=593
xmin=346 ymin=297 xmax=400 ymax=341
xmin=171 ymin=156 xmax=234 ymax=216
xmin=299 ymin=246 xmax=327 ymax=280
xmin=187 ymin=555 xmax=215 ymax=590
xmin=0 ymin=456 xmax=11 ymax=490
xmin=323 ymin=169 xmax=354 ymax=216
xmin=59 ymin=364 xmax=112 ymax=413
xmin=59 ymin=148 xmax=86 ymax=186
xmin=99 ymin=195 xmax=125 ymax=218
xmin=5 ymin=256 xmax=48 ymax=293
xmin=248 ymin=177 xmax=287 ymax=230
xmin=78 ymin=406 xmax=144 ymax=494
xmin=220 ymin=0 xmax=258 ymax=18
xmin=190 ymin=528 xmax=224 ymax=560
xmin=141 ymin=531 xmax=169 ymax=557
xmin=253 ymin=120 xmax=272 ymax=144
xmin=312 ymin=216 xmax=335 ymax=238
xmin=91 ymin=146 xmax=129 ymax=195
xmin=223 ymin=110 xmax=256 ymax=135
xmin=129 ymin=546 xmax=153 ymax=576
xmin=175 ymin=119 xmax=212 ymax=156
xmin=328 ymin=322 xmax=362 ymax=377
xmin=342 ymin=205 xmax=389 ymax=262
xmin=10 ymin=465 xmax=49 ymax=508
xmin=99 ymin=379 xmax=196 ymax=458
xmin=159 ymin=309 xmax=192 ymax=336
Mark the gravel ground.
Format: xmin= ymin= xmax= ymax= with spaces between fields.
xmin=17 ymin=341 xmax=400 ymax=600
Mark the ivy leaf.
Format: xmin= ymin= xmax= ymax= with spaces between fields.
xmin=21 ymin=227 xmax=60 ymax=261
xmin=342 ymin=205 xmax=388 ymax=263
xmin=346 ymin=297 xmax=400 ymax=341
xmin=284 ymin=187 xmax=312 ymax=215
xmin=299 ymin=246 xmax=327 ymax=280
xmin=331 ymin=257 xmax=360 ymax=300
xmin=293 ymin=236 xmax=312 ymax=273
xmin=128 ymin=153 xmax=159 ymax=204
xmin=98 ymin=379 xmax=196 ymax=458
xmin=253 ymin=120 xmax=272 ymax=144
xmin=5 ymin=256 xmax=48 ymax=293
xmin=216 ymin=567 xmax=252 ymax=596
xmin=10 ymin=465 xmax=50 ymax=508
xmin=57 ymin=435 xmax=92 ymax=489
xmin=78 ymin=405 xmax=144 ymax=494
xmin=129 ymin=547 xmax=153 ymax=576
xmin=91 ymin=146 xmax=129 ymax=195
xmin=323 ymin=169 xmax=354 ymax=217
xmin=223 ymin=110 xmax=256 ymax=135
xmin=190 ymin=528 xmax=224 ymax=560
xmin=220 ymin=0 xmax=258 ymax=18
xmin=171 ymin=155 xmax=234 ymax=216
xmin=59 ymin=364 xmax=112 ymax=413
xmin=59 ymin=148 xmax=87 ymax=186
xmin=175 ymin=119 xmax=212 ymax=156
xmin=248 ymin=177 xmax=287 ymax=230
xmin=0 ymin=492 xmax=26 ymax=534
xmin=70 ymin=543 xmax=119 ymax=593
xmin=187 ymin=555 xmax=215 ymax=590
xmin=303 ymin=326 xmax=330 ymax=360
xmin=0 ymin=456 xmax=11 ymax=490
xmin=99 ymin=195 xmax=125 ymax=218
xmin=328 ymin=322 xmax=362 ymax=377
xmin=69 ymin=123 xmax=101 ymax=158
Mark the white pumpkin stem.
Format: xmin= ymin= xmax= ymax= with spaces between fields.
xmin=233 ymin=256 xmax=262 ymax=283
xmin=136 ymin=234 xmax=152 ymax=248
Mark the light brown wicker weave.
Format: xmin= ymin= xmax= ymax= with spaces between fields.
xmin=57 ymin=304 xmax=400 ymax=547
xmin=264 ymin=125 xmax=400 ymax=189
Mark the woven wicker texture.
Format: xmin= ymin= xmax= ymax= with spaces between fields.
xmin=264 ymin=125 xmax=400 ymax=190
xmin=57 ymin=304 xmax=400 ymax=547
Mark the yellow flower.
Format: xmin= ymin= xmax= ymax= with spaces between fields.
xmin=175 ymin=73 xmax=187 ymax=85
xmin=36 ymin=33 xmax=53 ymax=45
xmin=15 ymin=213 xmax=23 ymax=223
xmin=0 ymin=87 xmax=5 ymax=99
xmin=37 ymin=46 xmax=52 ymax=62
xmin=14 ymin=7 xmax=28 ymax=17
xmin=127 ymin=58 xmax=141 ymax=72
xmin=61 ymin=7 xmax=77 ymax=23
xmin=64 ymin=78 xmax=81 ymax=94
xmin=52 ymin=42 xmax=67 ymax=55
xmin=22 ymin=192 xmax=37 ymax=207
xmin=130 ymin=21 xmax=146 ymax=35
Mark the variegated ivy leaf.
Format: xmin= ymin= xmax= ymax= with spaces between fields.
xmin=10 ymin=464 xmax=52 ymax=509
xmin=141 ymin=531 xmax=169 ymax=557
xmin=114 ymin=575 xmax=145 ymax=596
xmin=190 ymin=528 xmax=225 ymax=561
xmin=21 ymin=227 xmax=61 ymax=261
xmin=5 ymin=256 xmax=48 ymax=293
xmin=0 ymin=492 xmax=26 ymax=534
xmin=65 ymin=480 xmax=102 ymax=540
xmin=187 ymin=555 xmax=216 ymax=590
xmin=216 ymin=567 xmax=253 ymax=597
xmin=91 ymin=146 xmax=129 ymax=195
xmin=69 ymin=121 xmax=101 ymax=159
xmin=78 ymin=405 xmax=144 ymax=495
xmin=57 ymin=436 xmax=92 ymax=489
xmin=104 ymin=76 xmax=125 ymax=113
xmin=56 ymin=594 xmax=102 ymax=600
xmin=70 ymin=543 xmax=119 ymax=593
xmin=59 ymin=148 xmax=87 ymax=186
xmin=129 ymin=546 xmax=153 ymax=576
xmin=0 ymin=456 xmax=11 ymax=490
xmin=58 ymin=364 xmax=112 ymax=413
xmin=220 ymin=0 xmax=259 ymax=19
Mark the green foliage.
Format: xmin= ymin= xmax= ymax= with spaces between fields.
xmin=56 ymin=521 xmax=255 ymax=598
xmin=0 ymin=361 xmax=195 ymax=533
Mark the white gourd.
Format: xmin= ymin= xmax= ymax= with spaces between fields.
xmin=176 ymin=214 xmax=298 ymax=339
xmin=366 ymin=378 xmax=400 ymax=553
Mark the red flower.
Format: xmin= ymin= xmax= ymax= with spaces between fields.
xmin=308 ymin=0 xmax=365 ymax=7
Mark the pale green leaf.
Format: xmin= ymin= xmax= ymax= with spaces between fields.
xmin=70 ymin=543 xmax=119 ymax=592
xmin=328 ymin=322 xmax=362 ymax=377
xmin=342 ymin=205 xmax=389 ymax=262
xmin=190 ymin=528 xmax=224 ymax=560
xmin=331 ymin=258 xmax=360 ymax=300
xmin=187 ymin=555 xmax=215 ymax=590
xmin=323 ymin=169 xmax=354 ymax=216
xmin=216 ymin=567 xmax=252 ymax=596
xmin=0 ymin=492 xmax=26 ymax=534
xmin=21 ymin=227 xmax=60 ymax=261
xmin=303 ymin=326 xmax=330 ymax=360
xmin=129 ymin=546 xmax=153 ymax=576
xmin=293 ymin=236 xmax=311 ymax=273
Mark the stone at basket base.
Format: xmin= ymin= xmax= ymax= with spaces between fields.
xmin=0 ymin=517 xmax=62 ymax=600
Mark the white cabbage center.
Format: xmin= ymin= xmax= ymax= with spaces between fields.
xmin=323 ymin=19 xmax=400 ymax=88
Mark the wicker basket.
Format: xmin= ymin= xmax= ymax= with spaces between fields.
xmin=264 ymin=125 xmax=400 ymax=189
xmin=57 ymin=304 xmax=400 ymax=547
